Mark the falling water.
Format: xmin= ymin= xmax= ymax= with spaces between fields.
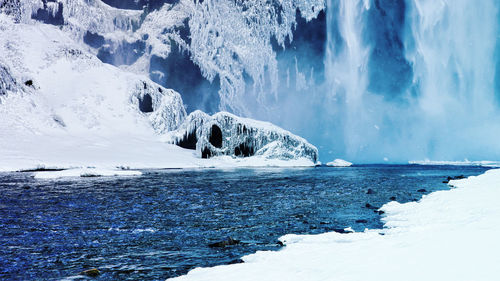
xmin=323 ymin=0 xmax=500 ymax=162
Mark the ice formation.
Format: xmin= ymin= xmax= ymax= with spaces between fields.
xmin=326 ymin=159 xmax=352 ymax=167
xmin=167 ymin=111 xmax=318 ymax=163
xmin=0 ymin=11 xmax=318 ymax=170
xmin=8 ymin=0 xmax=326 ymax=114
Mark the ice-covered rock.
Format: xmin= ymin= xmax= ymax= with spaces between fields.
xmin=326 ymin=159 xmax=352 ymax=167
xmin=130 ymin=80 xmax=186 ymax=134
xmin=0 ymin=63 xmax=19 ymax=98
xmin=167 ymin=110 xmax=318 ymax=163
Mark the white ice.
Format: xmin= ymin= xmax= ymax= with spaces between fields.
xmin=169 ymin=169 xmax=500 ymax=281
xmin=33 ymin=168 xmax=142 ymax=179
xmin=326 ymin=158 xmax=353 ymax=167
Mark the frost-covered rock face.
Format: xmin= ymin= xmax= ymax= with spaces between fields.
xmin=130 ymin=80 xmax=186 ymax=134
xmin=0 ymin=63 xmax=19 ymax=98
xmin=0 ymin=13 xmax=185 ymax=137
xmin=13 ymin=0 xmax=325 ymax=114
xmin=167 ymin=111 xmax=318 ymax=162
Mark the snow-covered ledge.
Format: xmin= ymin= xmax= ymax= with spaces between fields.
xmin=168 ymin=169 xmax=500 ymax=281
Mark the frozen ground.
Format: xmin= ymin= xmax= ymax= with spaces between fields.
xmin=169 ymin=169 xmax=500 ymax=281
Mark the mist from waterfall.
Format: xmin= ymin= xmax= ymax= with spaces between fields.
xmin=296 ymin=0 xmax=500 ymax=163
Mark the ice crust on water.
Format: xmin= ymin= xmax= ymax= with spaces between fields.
xmin=33 ymin=168 xmax=142 ymax=179
xmin=169 ymin=169 xmax=500 ymax=281
xmin=166 ymin=110 xmax=318 ymax=163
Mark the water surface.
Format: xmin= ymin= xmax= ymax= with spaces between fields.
xmin=0 ymin=165 xmax=489 ymax=280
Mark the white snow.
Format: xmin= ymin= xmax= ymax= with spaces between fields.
xmin=168 ymin=169 xmax=500 ymax=281
xmin=326 ymin=158 xmax=352 ymax=167
xmin=409 ymin=159 xmax=500 ymax=167
xmin=33 ymin=168 xmax=142 ymax=179
xmin=0 ymin=14 xmax=316 ymax=172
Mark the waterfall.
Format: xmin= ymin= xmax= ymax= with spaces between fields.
xmin=325 ymin=0 xmax=371 ymax=158
xmin=323 ymin=0 xmax=500 ymax=162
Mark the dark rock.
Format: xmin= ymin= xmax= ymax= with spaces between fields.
xmin=417 ymin=189 xmax=427 ymax=192
xmin=19 ymin=167 xmax=65 ymax=172
xmin=375 ymin=210 xmax=385 ymax=215
xmin=355 ymin=219 xmax=368 ymax=223
xmin=201 ymin=147 xmax=212 ymax=159
xmin=389 ymin=196 xmax=396 ymax=201
xmin=24 ymin=80 xmax=33 ymax=87
xmin=365 ymin=203 xmax=379 ymax=209
xmin=277 ymin=241 xmax=284 ymax=246
xmin=177 ymin=130 xmax=197 ymax=150
xmin=79 ymin=268 xmax=100 ymax=277
xmin=138 ymin=93 xmax=153 ymax=113
xmin=366 ymin=188 xmax=375 ymax=194
xmin=332 ymin=228 xmax=352 ymax=234
xmin=234 ymin=142 xmax=254 ymax=157
xmin=444 ymin=175 xmax=466 ymax=183
xmin=208 ymin=237 xmax=240 ymax=248
xmin=228 ymin=258 xmax=244 ymax=264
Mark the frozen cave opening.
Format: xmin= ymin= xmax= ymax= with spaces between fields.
xmin=138 ymin=93 xmax=153 ymax=113
xmin=208 ymin=125 xmax=222 ymax=148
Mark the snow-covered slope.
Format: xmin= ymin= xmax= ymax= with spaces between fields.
xmin=169 ymin=169 xmax=500 ymax=281
xmin=0 ymin=14 xmax=318 ymax=170
xmin=0 ymin=13 xmax=194 ymax=171
xmin=166 ymin=110 xmax=318 ymax=163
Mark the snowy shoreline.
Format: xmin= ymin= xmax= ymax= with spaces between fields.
xmin=168 ymin=169 xmax=500 ymax=281
xmin=0 ymin=155 xmax=317 ymax=177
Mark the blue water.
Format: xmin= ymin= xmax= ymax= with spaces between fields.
xmin=0 ymin=165 xmax=490 ymax=280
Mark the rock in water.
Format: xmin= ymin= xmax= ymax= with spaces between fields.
xmin=208 ymin=237 xmax=240 ymax=248
xmin=79 ymin=268 xmax=100 ymax=277
xmin=366 ymin=188 xmax=375 ymax=194
xmin=417 ymin=189 xmax=427 ymax=192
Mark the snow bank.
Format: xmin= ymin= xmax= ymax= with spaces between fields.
xmin=169 ymin=169 xmax=500 ymax=281
xmin=409 ymin=159 xmax=500 ymax=167
xmin=34 ymin=168 xmax=142 ymax=179
xmin=326 ymin=159 xmax=352 ymax=167
xmin=166 ymin=110 xmax=318 ymax=164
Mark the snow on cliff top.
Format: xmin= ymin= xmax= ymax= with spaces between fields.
xmin=169 ymin=169 xmax=500 ymax=281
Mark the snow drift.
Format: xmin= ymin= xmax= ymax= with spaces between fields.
xmin=166 ymin=110 xmax=318 ymax=163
